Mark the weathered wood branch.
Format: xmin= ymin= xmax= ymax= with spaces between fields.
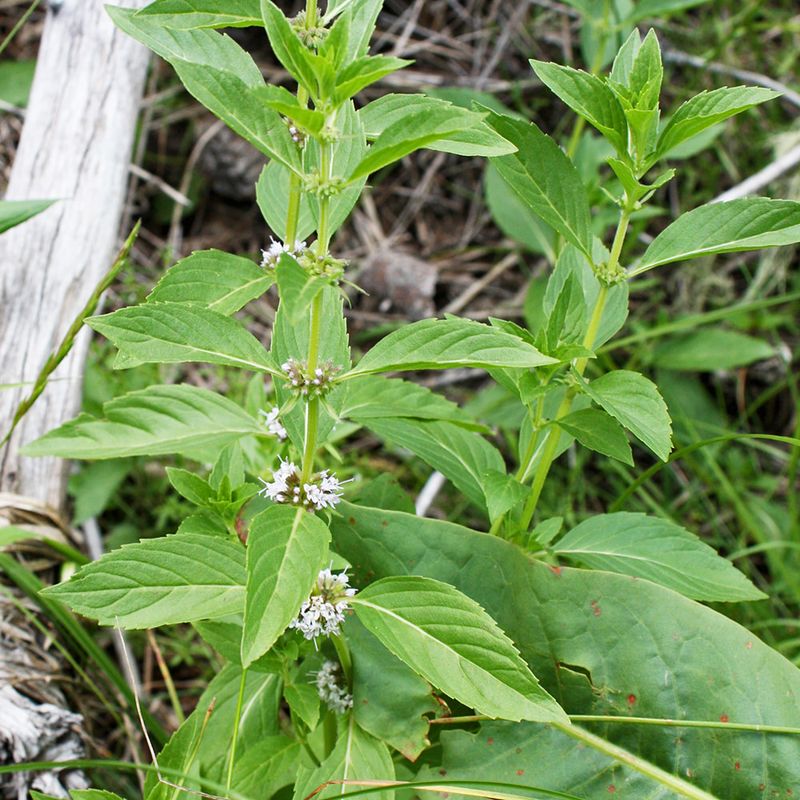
xmin=0 ymin=0 xmax=150 ymax=511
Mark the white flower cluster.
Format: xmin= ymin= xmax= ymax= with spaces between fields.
xmin=289 ymin=569 xmax=356 ymax=641
xmin=258 ymin=460 xmax=345 ymax=511
xmin=259 ymin=406 xmax=287 ymax=440
xmin=315 ymin=660 xmax=353 ymax=714
xmin=260 ymin=238 xmax=306 ymax=270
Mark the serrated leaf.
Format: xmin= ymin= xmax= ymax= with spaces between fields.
xmin=350 ymin=318 xmax=557 ymax=377
xmin=331 ymin=504 xmax=800 ymax=798
xmin=241 ymin=506 xmax=331 ymax=666
xmin=351 ymin=576 xmax=567 ymax=723
xmin=43 ymin=534 xmax=245 ymax=628
xmin=333 ymin=55 xmax=410 ymax=104
xmin=88 ymin=302 xmax=279 ymax=375
xmin=656 ymin=86 xmax=777 ymax=159
xmin=284 ymin=682 xmax=320 ymax=729
xmin=363 ymin=417 xmax=504 ymax=511
xmin=553 ymin=512 xmax=765 ymax=602
xmin=166 ymin=467 xmax=214 ymax=506
xmin=275 ymin=252 xmax=326 ymax=324
xmin=147 ymin=249 xmax=272 ymax=315
xmin=633 ymin=198 xmax=800 ymax=275
xmin=556 ymin=408 xmax=633 ymax=466
xmin=0 ymin=199 xmax=54 ymax=233
xmin=349 ymin=618 xmax=438 ymax=760
xmin=24 ymin=385 xmax=260 ymax=459
xmin=486 ymin=111 xmax=594 ymax=259
xmin=257 ymin=162 xmax=316 ymax=242
xmin=652 ymin=328 xmax=775 ymax=371
xmin=529 ymin=60 xmax=628 ymax=154
xmin=135 ymin=0 xmax=262 ymax=29
xmin=483 ymin=470 xmax=526 ymax=522
xmin=582 ymin=370 xmax=672 ymax=461
xmin=333 ymin=375 xmax=482 ymax=430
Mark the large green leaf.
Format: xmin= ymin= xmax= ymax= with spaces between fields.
xmin=43 ymin=534 xmax=245 ymax=628
xmin=529 ymin=61 xmax=627 ymax=154
xmin=88 ymin=303 xmax=279 ymax=375
xmin=293 ymin=717 xmax=395 ymax=800
xmin=486 ymin=111 xmax=594 ymax=259
xmin=23 ymin=385 xmax=260 ymax=459
xmin=135 ymin=0 xmax=262 ymax=29
xmin=553 ymin=512 xmax=765 ymax=601
xmin=147 ymin=249 xmax=272 ymax=315
xmin=0 ymin=199 xmax=54 ymax=234
xmin=233 ymin=736 xmax=301 ymax=799
xmin=633 ymin=199 xmax=800 ymax=275
xmin=334 ymin=375 xmax=482 ymax=430
xmin=351 ymin=576 xmax=566 ymax=723
xmin=582 ymin=370 xmax=673 ymax=461
xmin=348 ymin=618 xmax=438 ymax=761
xmin=656 ymin=86 xmax=778 ymax=158
xmin=349 ymin=318 xmax=557 ymax=377
xmin=331 ymin=504 xmax=800 ymax=799
xmin=241 ymin=506 xmax=331 ymax=665
xmin=363 ymin=417 xmax=504 ymax=510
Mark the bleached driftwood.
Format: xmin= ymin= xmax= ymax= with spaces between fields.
xmin=0 ymin=1 xmax=149 ymax=797
xmin=0 ymin=0 xmax=149 ymax=510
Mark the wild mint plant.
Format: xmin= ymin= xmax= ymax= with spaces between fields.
xmin=23 ymin=4 xmax=800 ymax=800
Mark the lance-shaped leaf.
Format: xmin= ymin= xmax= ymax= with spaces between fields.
xmin=293 ymin=718 xmax=395 ymax=800
xmin=652 ymin=328 xmax=775 ymax=371
xmin=0 ymin=198 xmax=54 ymax=234
xmin=656 ymin=85 xmax=778 ymax=158
xmin=88 ymin=302 xmax=280 ymax=375
xmin=363 ymin=417 xmax=504 ymax=511
xmin=581 ymin=370 xmax=672 ymax=461
xmin=553 ymin=512 xmax=765 ymax=602
xmin=529 ymin=60 xmax=628 ymax=154
xmin=333 ymin=55 xmax=411 ymax=104
xmin=331 ymin=504 xmax=800 ymax=798
xmin=241 ymin=506 xmax=331 ymax=666
xmin=23 ymin=385 xmax=260 ymax=459
xmin=233 ymin=737 xmax=301 ymax=799
xmin=135 ymin=0 xmax=262 ymax=29
xmin=42 ymin=534 xmax=246 ymax=628
xmin=147 ymin=250 xmax=272 ymax=315
xmin=349 ymin=318 xmax=557 ymax=377
xmin=632 ymin=198 xmax=800 ymax=275
xmin=351 ymin=576 xmax=567 ymax=723
xmin=486 ymin=110 xmax=594 ymax=259
xmin=556 ymin=408 xmax=633 ymax=466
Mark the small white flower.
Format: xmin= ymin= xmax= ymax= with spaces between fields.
xmin=259 ymin=461 xmax=346 ymax=511
xmin=289 ymin=569 xmax=356 ymax=641
xmin=260 ymin=238 xmax=307 ymax=270
xmin=258 ymin=459 xmax=298 ymax=503
xmin=259 ymin=406 xmax=287 ymax=440
xmin=304 ymin=470 xmax=344 ymax=510
xmin=314 ymin=660 xmax=353 ymax=714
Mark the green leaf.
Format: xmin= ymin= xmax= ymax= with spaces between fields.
xmin=582 ymin=370 xmax=673 ymax=461
xmin=69 ymin=459 xmax=132 ymax=525
xmin=0 ymin=199 xmax=54 ymax=234
xmin=633 ymin=198 xmax=800 ymax=274
xmin=350 ymin=318 xmax=556 ymax=377
xmin=482 ymin=470 xmax=526 ymax=522
xmin=147 ymin=250 xmax=271 ymax=315
xmin=331 ymin=504 xmax=800 ymax=799
xmin=166 ymin=467 xmax=214 ymax=506
xmin=529 ymin=61 xmax=628 ymax=154
xmin=135 ymin=0 xmax=262 ymax=28
xmin=334 ymin=375 xmax=482 ymax=429
xmin=43 ymin=534 xmax=245 ymax=628
xmin=257 ymin=162 xmax=316 ymax=242
xmin=284 ymin=681 xmax=320 ymax=729
xmin=241 ymin=506 xmax=331 ymax=666
xmin=555 ymin=408 xmax=633 ymax=466
xmin=294 ymin=718 xmax=395 ymax=800
xmin=71 ymin=791 xmax=126 ymax=800
xmin=486 ymin=111 xmax=594 ymax=258
xmin=363 ymin=417 xmax=504 ymax=511
xmin=0 ymin=59 xmax=35 ymax=107
xmin=627 ymin=0 xmax=716 ymax=23
xmin=652 ymin=328 xmax=776 ymax=371
xmin=275 ymin=253 xmax=326 ymax=324
xmin=656 ymin=86 xmax=778 ymax=159
xmin=333 ymin=55 xmax=411 ymax=104
xmin=553 ymin=512 xmax=765 ymax=602
xmin=88 ymin=302 xmax=279 ymax=375
xmin=351 ymin=575 xmax=566 ymax=723
xmin=233 ymin=736 xmax=301 ymax=798
xmin=23 ymin=385 xmax=260 ymax=459
xmin=349 ymin=618 xmax=438 ymax=760
xmin=350 ymin=106 xmax=493 ymax=181
xmin=359 ymin=94 xmax=515 ymax=157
